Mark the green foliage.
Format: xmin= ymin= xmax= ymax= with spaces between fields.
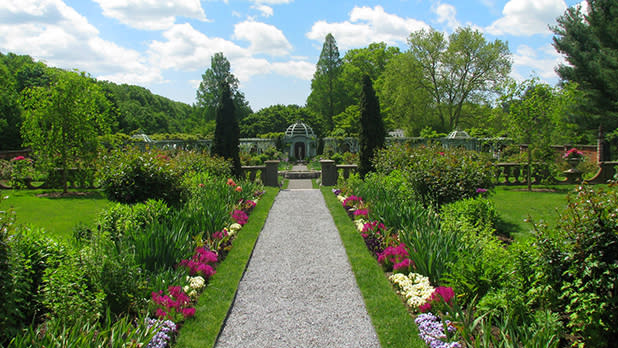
xmin=196 ymin=52 xmax=252 ymax=123
xmin=358 ymin=75 xmax=385 ymax=178
xmin=99 ymin=148 xmax=186 ymax=206
xmin=213 ymin=82 xmax=242 ymax=178
xmin=374 ymin=144 xmax=495 ymax=208
xmin=1 ymin=227 xmax=68 ymax=344
xmin=21 ymin=69 xmax=111 ymax=193
xmin=307 ymin=33 xmax=346 ymax=130
xmin=41 ymin=247 xmax=105 ymax=326
xmin=98 ymin=199 xmax=170 ymax=243
xmin=552 ymin=0 xmax=618 ymax=142
xmin=241 ymin=104 xmax=325 ymax=139
xmin=440 ymin=197 xmax=498 ymax=233
xmin=8 ymin=312 xmax=156 ymax=348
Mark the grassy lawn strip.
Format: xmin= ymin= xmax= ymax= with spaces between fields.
xmin=320 ymin=187 xmax=425 ymax=348
xmin=492 ymin=185 xmax=574 ymax=240
xmin=175 ymin=187 xmax=278 ymax=348
xmin=2 ymin=189 xmax=112 ymax=242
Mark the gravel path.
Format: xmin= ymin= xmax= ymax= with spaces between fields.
xmin=215 ymin=189 xmax=380 ymax=348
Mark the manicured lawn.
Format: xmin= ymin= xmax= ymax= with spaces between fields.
xmin=492 ymin=185 xmax=575 ymax=239
xmin=321 ymin=187 xmax=426 ymax=348
xmin=1 ymin=189 xmax=112 ymax=241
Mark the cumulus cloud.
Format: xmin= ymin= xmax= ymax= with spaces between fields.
xmin=511 ymin=44 xmax=563 ymax=80
xmin=148 ymin=23 xmax=310 ymax=81
xmin=306 ymin=5 xmax=429 ymax=49
xmin=0 ymin=0 xmax=162 ymax=84
xmin=434 ymin=3 xmax=460 ymax=30
xmin=91 ymin=0 xmax=207 ymax=31
xmin=485 ymin=0 xmax=567 ymax=36
xmin=251 ymin=4 xmax=273 ymax=17
xmin=233 ymin=21 xmax=292 ymax=56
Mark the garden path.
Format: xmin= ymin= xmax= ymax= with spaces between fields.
xmin=214 ymin=187 xmax=380 ymax=348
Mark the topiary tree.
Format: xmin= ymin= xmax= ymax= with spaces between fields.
xmin=358 ymin=75 xmax=385 ymax=178
xmin=213 ymin=82 xmax=241 ymax=177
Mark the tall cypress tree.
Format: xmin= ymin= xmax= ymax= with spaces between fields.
xmin=213 ymin=82 xmax=242 ymax=177
xmin=358 ymin=75 xmax=385 ymax=178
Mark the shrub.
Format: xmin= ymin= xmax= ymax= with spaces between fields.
xmin=98 ymin=199 xmax=170 ymax=243
xmin=374 ymin=144 xmax=494 ymax=208
xmin=172 ymin=151 xmax=232 ymax=179
xmin=99 ymin=149 xmax=186 ymax=206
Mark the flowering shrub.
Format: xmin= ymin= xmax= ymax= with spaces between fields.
xmin=231 ymin=209 xmax=249 ymax=225
xmin=420 ymin=286 xmax=456 ymax=313
xmin=415 ymin=312 xmax=460 ymax=348
xmin=563 ymin=147 xmax=583 ymax=159
xmin=183 ymin=275 xmax=206 ymax=300
xmin=151 ymin=285 xmax=196 ymax=321
xmin=389 ymin=273 xmax=435 ymax=309
xmin=377 ymin=243 xmax=413 ymax=273
xmin=179 ymin=247 xmax=218 ymax=279
xmin=146 ymin=318 xmax=177 ymax=348
xmin=9 ymin=156 xmax=34 ymax=188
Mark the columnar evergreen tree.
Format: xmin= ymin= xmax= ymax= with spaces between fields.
xmin=358 ymin=75 xmax=385 ymax=178
xmin=213 ymin=82 xmax=241 ymax=177
xmin=306 ymin=33 xmax=345 ymax=131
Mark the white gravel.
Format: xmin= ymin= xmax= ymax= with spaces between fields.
xmin=215 ymin=189 xmax=381 ymax=348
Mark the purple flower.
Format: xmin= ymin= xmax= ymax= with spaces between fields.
xmin=476 ymin=188 xmax=488 ymax=194
xmin=415 ymin=312 xmax=461 ymax=348
xmin=332 ymin=188 xmax=342 ymax=195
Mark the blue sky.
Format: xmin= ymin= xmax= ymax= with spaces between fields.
xmin=0 ymin=0 xmax=582 ymax=111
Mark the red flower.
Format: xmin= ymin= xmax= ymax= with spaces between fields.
xmin=11 ymin=156 xmax=25 ymax=161
xmin=235 ymin=186 xmax=242 ymax=192
xmin=227 ymin=178 xmax=236 ymax=186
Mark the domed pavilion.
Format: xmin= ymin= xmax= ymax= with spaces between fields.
xmin=284 ymin=121 xmax=317 ymax=160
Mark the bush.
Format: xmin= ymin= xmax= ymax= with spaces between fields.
xmin=98 ymin=199 xmax=170 ymax=243
xmin=172 ymin=151 xmax=232 ymax=179
xmin=374 ymin=144 xmax=494 ymax=208
xmin=99 ymin=148 xmax=186 ymax=206
xmin=440 ymin=197 xmax=499 ymax=235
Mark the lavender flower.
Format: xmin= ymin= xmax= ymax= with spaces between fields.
xmin=415 ymin=312 xmax=461 ymax=348
xmin=146 ymin=318 xmax=177 ymax=348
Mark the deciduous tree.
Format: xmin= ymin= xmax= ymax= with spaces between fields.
xmin=21 ymin=70 xmax=111 ymax=193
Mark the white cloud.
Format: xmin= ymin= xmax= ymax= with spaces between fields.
xmin=0 ymin=0 xmax=162 ymax=84
xmin=251 ymin=4 xmax=273 ymax=17
xmin=511 ymin=44 xmax=564 ymax=80
xmin=148 ymin=23 xmax=247 ymax=71
xmin=434 ymin=3 xmax=460 ymax=30
xmin=233 ymin=21 xmax=292 ymax=56
xmin=91 ymin=0 xmax=207 ymax=31
xmin=485 ymin=0 xmax=567 ymax=36
xmin=252 ymin=0 xmax=292 ymax=4
xmin=306 ymin=5 xmax=429 ymax=49
xmin=147 ymin=23 xmax=309 ymax=81
xmin=272 ymin=60 xmax=315 ymax=80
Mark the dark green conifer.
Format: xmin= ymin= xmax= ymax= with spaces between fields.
xmin=358 ymin=75 xmax=385 ymax=178
xmin=213 ymin=82 xmax=242 ymax=177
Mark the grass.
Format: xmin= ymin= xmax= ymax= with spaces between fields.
xmin=320 ymin=187 xmax=425 ymax=348
xmin=1 ymin=189 xmax=112 ymax=242
xmin=492 ymin=185 xmax=575 ymax=240
xmin=175 ymin=187 xmax=278 ymax=348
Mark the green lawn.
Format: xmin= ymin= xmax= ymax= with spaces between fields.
xmin=492 ymin=185 xmax=575 ymax=239
xmin=1 ymin=189 xmax=112 ymax=241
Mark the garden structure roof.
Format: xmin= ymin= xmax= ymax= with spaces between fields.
xmin=285 ymin=121 xmax=315 ymax=138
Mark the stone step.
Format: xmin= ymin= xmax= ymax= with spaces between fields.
xmin=282 ymin=171 xmax=321 ymax=179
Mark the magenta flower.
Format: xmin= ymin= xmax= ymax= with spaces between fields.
xmin=420 ymin=286 xmax=456 ymax=313
xmin=353 ymin=208 xmax=369 ymax=217
xmin=476 ymin=188 xmax=488 ymax=194
xmin=11 ymin=156 xmax=25 ymax=161
xmin=182 ymin=307 xmax=196 ymax=318
xmin=231 ymin=209 xmax=249 ymax=225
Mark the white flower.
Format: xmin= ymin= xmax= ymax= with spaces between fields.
xmin=389 ymin=272 xmax=435 ymax=309
xmin=337 ymin=195 xmax=346 ymax=203
xmin=354 ymin=218 xmax=367 ymax=232
xmin=229 ymin=223 xmax=242 ymax=231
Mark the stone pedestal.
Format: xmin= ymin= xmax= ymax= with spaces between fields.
xmin=264 ymin=160 xmax=280 ymax=187
xmin=320 ymin=160 xmax=337 ymax=186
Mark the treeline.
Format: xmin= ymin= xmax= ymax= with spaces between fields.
xmin=0 ymin=52 xmax=209 ymax=150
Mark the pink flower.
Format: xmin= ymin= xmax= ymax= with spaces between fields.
xmin=156 ymin=308 xmax=168 ymax=319
xmin=420 ymin=286 xmax=456 ymax=313
xmin=231 ymin=210 xmax=249 ymax=225
xmin=227 ymin=178 xmax=236 ymax=186
xmin=11 ymin=156 xmax=25 ymax=161
xmin=212 ymin=231 xmax=223 ymax=240
xmin=393 ymin=258 xmax=413 ymax=273
xmin=182 ymin=307 xmax=196 ymax=318
xmin=235 ymin=186 xmax=242 ymax=192
xmin=353 ymin=209 xmax=369 ymax=217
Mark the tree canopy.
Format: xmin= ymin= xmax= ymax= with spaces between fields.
xmin=552 ymin=0 xmax=618 ymax=142
xmin=21 ymin=69 xmax=111 ymax=192
xmin=213 ymin=82 xmax=242 ymax=177
xmin=358 ymin=75 xmax=385 ymax=178
xmin=196 ymin=52 xmax=252 ymax=123
xmin=306 ymin=33 xmax=345 ymax=130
